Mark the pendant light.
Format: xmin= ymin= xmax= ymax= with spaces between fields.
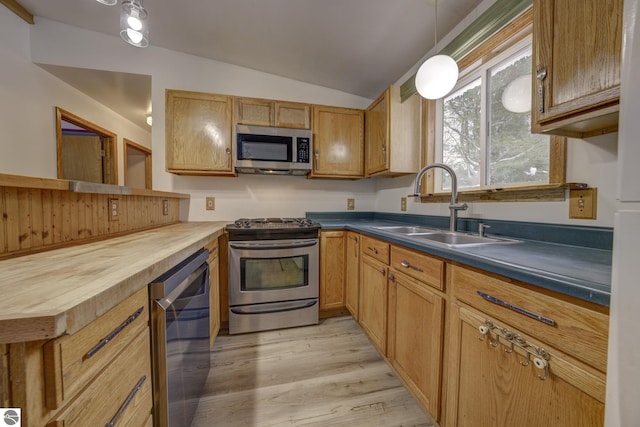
xmin=415 ymin=0 xmax=459 ymax=100
xmin=95 ymin=0 xmax=117 ymax=5
xmin=120 ymin=0 xmax=149 ymax=48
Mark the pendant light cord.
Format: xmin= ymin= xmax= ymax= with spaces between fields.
xmin=434 ymin=0 xmax=438 ymax=52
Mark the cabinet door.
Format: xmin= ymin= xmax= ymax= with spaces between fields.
xmin=345 ymin=232 xmax=360 ymax=319
xmin=235 ymin=97 xmax=274 ymax=126
xmin=365 ymin=90 xmax=389 ymax=176
xmin=276 ymin=101 xmax=311 ymax=129
xmin=446 ymin=305 xmax=605 ymax=427
xmin=359 ymin=255 xmax=388 ymax=354
xmin=532 ymin=0 xmax=622 ymax=137
xmin=388 ymin=272 xmax=444 ymax=420
xmin=319 ymin=230 xmax=346 ymax=311
xmin=311 ymin=105 xmax=364 ymax=178
xmin=166 ymin=90 xmax=234 ymax=175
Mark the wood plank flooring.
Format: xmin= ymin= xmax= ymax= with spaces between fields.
xmin=192 ymin=316 xmax=438 ymax=427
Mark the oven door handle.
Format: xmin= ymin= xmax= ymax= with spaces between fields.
xmin=230 ymin=299 xmax=318 ymax=315
xmin=229 ymin=240 xmax=318 ymax=250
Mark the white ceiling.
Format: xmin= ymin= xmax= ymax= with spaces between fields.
xmin=16 ymin=0 xmax=484 ymax=129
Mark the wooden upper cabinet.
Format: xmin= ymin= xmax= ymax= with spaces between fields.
xmin=365 ymin=86 xmax=421 ymax=177
xmin=166 ymin=90 xmax=234 ymax=175
xmin=235 ymin=97 xmax=311 ymax=129
xmin=319 ymin=230 xmax=346 ymax=311
xmin=276 ymin=101 xmax=311 ymax=129
xmin=310 ymin=105 xmax=364 ymax=178
xmin=532 ymin=0 xmax=623 ymax=138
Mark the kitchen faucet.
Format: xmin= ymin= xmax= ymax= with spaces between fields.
xmin=411 ymin=163 xmax=468 ymax=232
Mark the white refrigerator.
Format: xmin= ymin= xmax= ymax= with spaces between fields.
xmin=605 ymin=0 xmax=640 ymax=425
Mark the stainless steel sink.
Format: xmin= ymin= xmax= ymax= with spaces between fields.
xmin=372 ymin=225 xmax=439 ymax=234
xmin=372 ymin=225 xmax=520 ymax=248
xmin=410 ymin=232 xmax=519 ymax=248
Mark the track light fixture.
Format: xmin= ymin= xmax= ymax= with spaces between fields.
xmin=120 ymin=0 xmax=149 ymax=47
xmin=95 ymin=0 xmax=149 ymax=48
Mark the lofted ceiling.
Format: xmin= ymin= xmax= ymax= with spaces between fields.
xmin=14 ymin=0 xmax=484 ymax=129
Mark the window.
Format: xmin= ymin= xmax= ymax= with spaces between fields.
xmin=435 ymin=36 xmax=550 ymax=192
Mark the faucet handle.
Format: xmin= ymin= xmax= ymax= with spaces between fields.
xmin=408 ymin=193 xmax=421 ymax=198
xmin=450 ymin=202 xmax=468 ymax=210
xmin=478 ymin=223 xmax=491 ymax=237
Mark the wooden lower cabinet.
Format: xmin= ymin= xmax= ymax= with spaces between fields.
xmin=359 ymin=254 xmax=388 ymax=354
xmin=446 ymin=304 xmax=605 ymax=427
xmin=345 ymin=231 xmax=360 ymax=319
xmin=7 ymin=287 xmax=153 ymax=427
xmin=46 ymin=330 xmax=152 ymax=427
xmin=387 ymin=270 xmax=444 ymax=421
xmin=319 ymin=230 xmax=346 ymax=312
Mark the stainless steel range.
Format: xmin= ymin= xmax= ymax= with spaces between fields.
xmin=226 ymin=218 xmax=321 ymax=334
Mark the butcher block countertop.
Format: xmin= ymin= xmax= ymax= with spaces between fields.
xmin=0 ymin=222 xmax=228 ymax=344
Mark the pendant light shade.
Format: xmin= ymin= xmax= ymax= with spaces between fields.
xmin=415 ymin=0 xmax=459 ymax=100
xmin=96 ymin=0 xmax=117 ymax=5
xmin=415 ymin=55 xmax=459 ymax=100
xmin=120 ymin=0 xmax=149 ymax=48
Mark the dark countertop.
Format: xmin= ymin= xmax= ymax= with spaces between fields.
xmin=316 ymin=218 xmax=611 ymax=307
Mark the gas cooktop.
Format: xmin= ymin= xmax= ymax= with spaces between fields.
xmin=226 ymin=217 xmax=321 ymax=240
xmin=228 ymin=217 xmax=319 ymax=230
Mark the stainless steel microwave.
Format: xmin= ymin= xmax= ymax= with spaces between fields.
xmin=234 ymin=125 xmax=312 ymax=175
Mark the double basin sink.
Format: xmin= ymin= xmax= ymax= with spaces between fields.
xmin=371 ymin=225 xmax=520 ymax=248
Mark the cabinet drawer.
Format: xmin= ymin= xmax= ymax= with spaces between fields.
xmin=43 ymin=287 xmax=149 ymax=409
xmin=450 ymin=265 xmax=609 ymax=372
xmin=46 ymin=329 xmax=152 ymax=427
xmin=391 ymin=246 xmax=444 ymax=291
xmin=361 ymin=235 xmax=389 ymax=264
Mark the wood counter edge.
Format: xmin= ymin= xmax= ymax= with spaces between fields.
xmin=0 ymin=224 xmax=226 ymax=344
xmin=0 ymin=172 xmax=190 ymax=199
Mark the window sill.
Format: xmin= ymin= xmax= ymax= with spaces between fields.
xmin=419 ymin=183 xmax=587 ymax=203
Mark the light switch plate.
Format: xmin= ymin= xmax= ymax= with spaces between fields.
xmin=569 ymin=188 xmax=597 ymax=219
xmin=206 ymin=197 xmax=215 ymax=210
xmin=347 ymin=198 xmax=355 ymax=211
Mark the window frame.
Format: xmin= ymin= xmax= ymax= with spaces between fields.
xmin=420 ymin=8 xmax=569 ymax=203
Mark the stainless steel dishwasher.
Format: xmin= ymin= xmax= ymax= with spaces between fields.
xmin=149 ymin=248 xmax=210 ymax=427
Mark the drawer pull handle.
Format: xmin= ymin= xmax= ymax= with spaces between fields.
xmin=367 ymin=246 xmax=378 ymax=254
xmin=476 ymin=291 xmax=555 ymax=326
xmin=105 ymin=375 xmax=147 ymax=427
xmin=400 ymin=260 xmax=423 ymax=272
xmin=478 ymin=319 xmax=550 ymax=381
xmin=85 ymin=306 xmax=144 ymax=359
xmin=377 ymin=267 xmax=386 ymax=275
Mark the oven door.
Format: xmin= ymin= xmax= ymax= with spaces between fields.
xmin=228 ymin=238 xmax=319 ymax=306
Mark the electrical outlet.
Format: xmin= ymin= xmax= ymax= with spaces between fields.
xmin=569 ymin=188 xmax=597 ymax=219
xmin=162 ymin=199 xmax=169 ymax=216
xmin=401 ymin=197 xmax=407 ymax=212
xmin=206 ymin=197 xmax=216 ymax=211
xmin=347 ymin=198 xmax=355 ymax=211
xmin=108 ymin=198 xmax=119 ymax=221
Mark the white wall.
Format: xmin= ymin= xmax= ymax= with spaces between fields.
xmin=0 ymin=6 xmax=619 ymax=227
xmin=374 ymin=132 xmax=618 ymax=227
xmin=24 ymin=16 xmax=376 ymax=221
xmin=0 ymin=7 xmax=150 ymax=183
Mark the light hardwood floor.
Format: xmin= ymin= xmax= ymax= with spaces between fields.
xmin=192 ymin=316 xmax=438 ymax=427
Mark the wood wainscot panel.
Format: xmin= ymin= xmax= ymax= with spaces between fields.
xmin=0 ymin=186 xmax=184 ymax=260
